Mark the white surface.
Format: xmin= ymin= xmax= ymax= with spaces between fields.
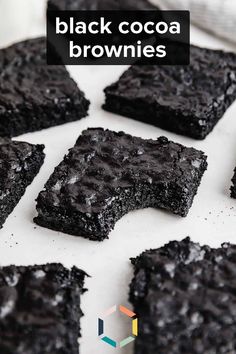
xmin=0 ymin=0 xmax=47 ymax=48
xmin=0 ymin=12 xmax=236 ymax=354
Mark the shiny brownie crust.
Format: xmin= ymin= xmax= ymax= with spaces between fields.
xmin=130 ymin=237 xmax=236 ymax=354
xmin=34 ymin=128 xmax=207 ymax=240
xmin=0 ymin=37 xmax=90 ymax=137
xmin=104 ymin=45 xmax=236 ymax=139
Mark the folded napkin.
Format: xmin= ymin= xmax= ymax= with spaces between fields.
xmin=149 ymin=0 xmax=236 ymax=44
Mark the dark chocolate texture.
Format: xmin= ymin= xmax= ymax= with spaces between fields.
xmin=48 ymin=0 xmax=157 ymax=11
xmin=0 ymin=37 xmax=90 ymax=137
xmin=103 ymin=45 xmax=236 ymax=139
xmin=231 ymin=168 xmax=236 ymax=198
xmin=0 ymin=263 xmax=87 ymax=354
xmin=0 ymin=138 xmax=45 ymax=228
xmin=130 ymin=237 xmax=236 ymax=354
xmin=34 ymin=128 xmax=207 ymax=240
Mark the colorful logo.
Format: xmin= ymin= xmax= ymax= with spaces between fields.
xmin=98 ymin=305 xmax=138 ymax=348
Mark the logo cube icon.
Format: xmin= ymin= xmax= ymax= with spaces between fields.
xmin=98 ymin=305 xmax=138 ymax=348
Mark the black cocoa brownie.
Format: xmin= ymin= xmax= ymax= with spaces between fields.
xmin=0 ymin=37 xmax=90 ymax=137
xmin=104 ymin=45 xmax=236 ymax=139
xmin=231 ymin=168 xmax=236 ymax=198
xmin=34 ymin=128 xmax=207 ymax=240
xmin=0 ymin=138 xmax=45 ymax=228
xmin=0 ymin=263 xmax=87 ymax=354
xmin=48 ymin=0 xmax=157 ymax=11
xmin=130 ymin=237 xmax=236 ymax=354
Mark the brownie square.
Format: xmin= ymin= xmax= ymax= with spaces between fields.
xmin=0 ymin=263 xmax=87 ymax=354
xmin=0 ymin=37 xmax=90 ymax=137
xmin=48 ymin=0 xmax=157 ymax=11
xmin=103 ymin=45 xmax=236 ymax=139
xmin=0 ymin=138 xmax=45 ymax=228
xmin=34 ymin=128 xmax=207 ymax=241
xmin=130 ymin=237 xmax=236 ymax=354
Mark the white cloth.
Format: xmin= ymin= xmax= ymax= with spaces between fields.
xmin=149 ymin=0 xmax=236 ymax=44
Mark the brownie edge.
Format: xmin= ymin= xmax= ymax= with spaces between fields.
xmin=0 ymin=263 xmax=87 ymax=354
xmin=0 ymin=139 xmax=45 ymax=228
xmin=230 ymin=168 xmax=236 ymax=198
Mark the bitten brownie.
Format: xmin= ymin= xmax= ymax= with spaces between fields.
xmin=0 ymin=263 xmax=87 ymax=354
xmin=130 ymin=237 xmax=236 ymax=354
xmin=0 ymin=138 xmax=45 ymax=229
xmin=34 ymin=128 xmax=207 ymax=241
xmin=48 ymin=0 xmax=157 ymax=11
xmin=103 ymin=45 xmax=236 ymax=139
xmin=0 ymin=37 xmax=90 ymax=137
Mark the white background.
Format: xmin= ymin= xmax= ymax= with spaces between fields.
xmin=0 ymin=3 xmax=236 ymax=353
